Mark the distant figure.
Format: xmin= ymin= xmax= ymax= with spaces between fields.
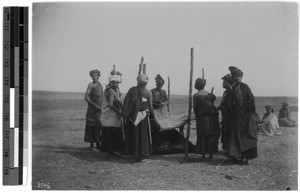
xmin=123 ymin=74 xmax=154 ymax=162
xmin=151 ymin=74 xmax=167 ymax=110
xmin=278 ymin=102 xmax=295 ymax=127
xmin=226 ymin=66 xmax=258 ymax=165
xmin=101 ymin=72 xmax=123 ymax=155
xmin=258 ymin=106 xmax=281 ymax=136
xmin=218 ymin=74 xmax=232 ymax=150
xmin=84 ymin=69 xmax=104 ymax=151
xmin=193 ymin=78 xmax=219 ymax=161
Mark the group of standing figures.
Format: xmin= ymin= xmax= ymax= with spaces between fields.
xmin=83 ymin=65 xmax=294 ymax=164
xmin=194 ymin=66 xmax=258 ymax=165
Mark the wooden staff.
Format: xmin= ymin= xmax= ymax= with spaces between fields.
xmin=138 ymin=56 xmax=144 ymax=75
xmin=211 ymin=87 xmax=214 ymax=93
xmin=143 ymin=63 xmax=146 ymax=74
xmin=184 ymin=47 xmax=194 ymax=161
xmin=202 ymin=68 xmax=204 ymax=79
xmin=167 ymin=76 xmax=170 ymax=112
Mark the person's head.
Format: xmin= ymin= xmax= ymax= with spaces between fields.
xmin=89 ymin=69 xmax=101 ymax=82
xmin=221 ymin=74 xmax=232 ymax=89
xmin=228 ymin=66 xmax=243 ymax=84
xmin=265 ymin=105 xmax=274 ymax=113
xmin=282 ymin=102 xmax=289 ymax=108
xmin=137 ymin=74 xmax=148 ymax=87
xmin=108 ymin=74 xmax=122 ymax=89
xmin=155 ymin=74 xmax=165 ymax=89
xmin=194 ymin=78 xmax=206 ymax=90
xmin=206 ymin=93 xmax=216 ymax=103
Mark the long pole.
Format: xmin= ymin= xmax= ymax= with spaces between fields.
xmin=167 ymin=76 xmax=170 ymax=112
xmin=138 ymin=57 xmax=144 ymax=75
xmin=184 ymin=47 xmax=194 ymax=161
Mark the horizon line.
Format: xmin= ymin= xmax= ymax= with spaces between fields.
xmin=32 ymin=90 xmax=298 ymax=98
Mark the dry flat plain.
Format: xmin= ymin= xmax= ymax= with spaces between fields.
xmin=32 ymin=91 xmax=298 ymax=190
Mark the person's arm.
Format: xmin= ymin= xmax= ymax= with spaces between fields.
xmin=193 ymin=94 xmax=198 ymax=116
xmin=108 ymin=89 xmax=122 ymax=115
xmin=84 ymin=83 xmax=101 ymax=110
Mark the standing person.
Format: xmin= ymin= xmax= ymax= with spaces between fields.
xmin=258 ymin=106 xmax=281 ymax=136
xmin=278 ymin=102 xmax=295 ymax=127
xmin=123 ymin=74 xmax=154 ymax=162
xmin=193 ymin=78 xmax=219 ymax=161
xmin=218 ymin=74 xmax=232 ymax=150
xmin=226 ymin=66 xmax=258 ymax=165
xmin=101 ymin=72 xmax=123 ymax=155
xmin=84 ymin=69 xmax=104 ymax=151
xmin=151 ymin=74 xmax=167 ymax=110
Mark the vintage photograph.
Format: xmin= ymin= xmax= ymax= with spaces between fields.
xmin=32 ymin=2 xmax=298 ymax=190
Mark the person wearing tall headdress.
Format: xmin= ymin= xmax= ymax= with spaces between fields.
xmin=122 ymin=74 xmax=154 ymax=162
xmin=151 ymin=74 xmax=168 ymax=110
xmin=84 ymin=69 xmax=104 ymax=151
xmin=226 ymin=66 xmax=258 ymax=165
xmin=278 ymin=102 xmax=295 ymax=127
xmin=218 ymin=74 xmax=232 ymax=150
xmin=193 ymin=78 xmax=220 ymax=161
xmin=101 ymin=71 xmax=123 ymax=155
xmin=258 ymin=105 xmax=281 ymax=136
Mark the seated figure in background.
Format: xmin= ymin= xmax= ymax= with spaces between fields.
xmin=151 ymin=74 xmax=167 ymax=110
xmin=278 ymin=102 xmax=295 ymax=127
xmin=258 ymin=105 xmax=281 ymax=136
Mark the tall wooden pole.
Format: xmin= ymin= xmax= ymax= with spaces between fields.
xmin=138 ymin=56 xmax=144 ymax=75
xmin=167 ymin=76 xmax=170 ymax=112
xmin=143 ymin=63 xmax=146 ymax=74
xmin=184 ymin=47 xmax=194 ymax=161
xmin=202 ymin=68 xmax=204 ymax=79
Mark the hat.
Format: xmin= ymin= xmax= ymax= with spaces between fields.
xmin=221 ymin=74 xmax=232 ymax=83
xmin=155 ymin=74 xmax=165 ymax=84
xmin=137 ymin=74 xmax=148 ymax=85
xmin=282 ymin=102 xmax=289 ymax=106
xmin=228 ymin=66 xmax=243 ymax=77
xmin=89 ymin=69 xmax=101 ymax=77
xmin=108 ymin=75 xmax=122 ymax=83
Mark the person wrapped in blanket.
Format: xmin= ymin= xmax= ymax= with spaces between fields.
xmin=101 ymin=71 xmax=123 ymax=155
xmin=193 ymin=78 xmax=220 ymax=161
xmin=218 ymin=74 xmax=232 ymax=151
xmin=278 ymin=102 xmax=295 ymax=127
xmin=225 ymin=66 xmax=258 ymax=165
xmin=258 ymin=105 xmax=281 ymax=136
xmin=122 ymin=74 xmax=154 ymax=162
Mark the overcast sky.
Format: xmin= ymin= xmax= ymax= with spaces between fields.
xmin=32 ymin=2 xmax=298 ymax=96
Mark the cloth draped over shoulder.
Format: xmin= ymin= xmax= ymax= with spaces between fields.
xmin=85 ymin=82 xmax=104 ymax=127
xmin=101 ymin=87 xmax=122 ymax=127
xmin=226 ymin=82 xmax=258 ymax=160
xmin=258 ymin=113 xmax=281 ymax=136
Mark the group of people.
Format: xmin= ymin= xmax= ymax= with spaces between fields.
xmin=83 ymin=66 xmax=295 ymax=164
xmin=258 ymin=102 xmax=295 ymax=136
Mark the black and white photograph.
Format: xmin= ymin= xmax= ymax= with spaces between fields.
xmin=9 ymin=0 xmax=300 ymax=191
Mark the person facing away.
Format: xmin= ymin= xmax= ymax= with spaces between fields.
xmin=258 ymin=105 xmax=281 ymax=136
xmin=225 ymin=66 xmax=258 ymax=165
xmin=122 ymin=74 xmax=154 ymax=162
xmin=84 ymin=69 xmax=104 ymax=151
xmin=101 ymin=72 xmax=123 ymax=155
xmin=151 ymin=74 xmax=167 ymax=110
xmin=193 ymin=78 xmax=220 ymax=161
xmin=218 ymin=74 xmax=232 ymax=151
xmin=278 ymin=102 xmax=295 ymax=127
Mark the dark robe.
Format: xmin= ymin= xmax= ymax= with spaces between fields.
xmin=219 ymin=89 xmax=230 ymax=150
xmin=123 ymin=86 xmax=152 ymax=159
xmin=193 ymin=91 xmax=220 ymax=154
xmin=226 ymin=82 xmax=258 ymax=161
